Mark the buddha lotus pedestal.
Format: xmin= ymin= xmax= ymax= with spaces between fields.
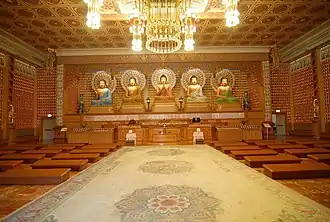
xmin=185 ymin=101 xmax=210 ymax=112
xmin=88 ymin=106 xmax=114 ymax=114
xmin=216 ymin=103 xmax=242 ymax=111
xmin=120 ymin=102 xmax=145 ymax=113
xmin=152 ymin=97 xmax=178 ymax=112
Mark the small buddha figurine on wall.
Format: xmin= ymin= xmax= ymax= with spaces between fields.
xmin=91 ymin=71 xmax=116 ymax=107
xmin=91 ymin=79 xmax=112 ymax=106
xmin=186 ymin=75 xmax=207 ymax=102
xmin=216 ymin=77 xmax=239 ymax=104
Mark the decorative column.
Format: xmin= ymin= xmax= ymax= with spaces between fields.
xmin=56 ymin=64 xmax=64 ymax=126
xmin=319 ymin=45 xmax=330 ymax=133
xmin=0 ymin=53 xmax=6 ymax=143
xmin=262 ymin=61 xmax=272 ymax=121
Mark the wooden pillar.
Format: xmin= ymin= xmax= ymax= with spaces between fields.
xmin=288 ymin=65 xmax=295 ymax=132
xmin=315 ymin=48 xmax=326 ymax=133
xmin=2 ymin=54 xmax=9 ymax=143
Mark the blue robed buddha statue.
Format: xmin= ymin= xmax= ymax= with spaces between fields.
xmin=91 ymin=79 xmax=112 ymax=106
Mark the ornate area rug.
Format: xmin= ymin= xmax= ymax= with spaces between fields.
xmin=3 ymin=145 xmax=330 ymax=222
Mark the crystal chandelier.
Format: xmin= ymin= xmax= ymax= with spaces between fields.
xmin=83 ymin=0 xmax=103 ymax=29
xmin=223 ymin=0 xmax=240 ymax=27
xmin=128 ymin=0 xmax=199 ymax=53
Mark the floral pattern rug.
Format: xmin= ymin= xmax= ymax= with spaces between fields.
xmin=3 ymin=145 xmax=330 ymax=222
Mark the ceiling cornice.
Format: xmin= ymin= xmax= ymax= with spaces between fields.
xmin=55 ymin=46 xmax=270 ymax=57
xmin=0 ymin=29 xmax=47 ymax=67
xmin=279 ymin=20 xmax=330 ymax=63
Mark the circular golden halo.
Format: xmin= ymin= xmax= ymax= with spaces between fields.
xmin=180 ymin=68 xmax=206 ymax=91
xmin=211 ymin=69 xmax=236 ymax=92
xmin=92 ymin=71 xmax=117 ymax=93
xmin=121 ymin=69 xmax=146 ymax=93
xmin=151 ymin=68 xmax=176 ymax=90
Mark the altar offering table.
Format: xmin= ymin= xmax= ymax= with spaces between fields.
xmin=67 ymin=128 xmax=114 ymax=144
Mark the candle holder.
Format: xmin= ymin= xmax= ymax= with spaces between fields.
xmin=146 ymin=96 xmax=151 ymax=112
xmin=179 ymin=96 xmax=183 ymax=111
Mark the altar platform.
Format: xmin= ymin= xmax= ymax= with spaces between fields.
xmin=64 ymin=110 xmax=263 ymax=144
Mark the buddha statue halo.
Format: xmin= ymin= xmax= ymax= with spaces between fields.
xmin=151 ymin=68 xmax=176 ymax=98
xmin=181 ymin=68 xmax=207 ymax=102
xmin=120 ymin=69 xmax=146 ymax=100
xmin=211 ymin=69 xmax=239 ymax=104
xmin=91 ymin=71 xmax=116 ymax=106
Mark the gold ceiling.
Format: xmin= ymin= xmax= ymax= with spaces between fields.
xmin=0 ymin=0 xmax=329 ymax=52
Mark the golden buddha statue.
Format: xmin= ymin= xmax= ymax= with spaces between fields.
xmin=216 ymin=78 xmax=239 ymax=104
xmin=125 ymin=77 xmax=142 ymax=101
xmin=120 ymin=70 xmax=146 ymax=113
xmin=187 ymin=75 xmax=207 ymax=102
xmin=155 ymin=75 xmax=173 ymax=97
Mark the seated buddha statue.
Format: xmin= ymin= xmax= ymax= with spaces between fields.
xmin=216 ymin=78 xmax=239 ymax=104
xmin=155 ymin=75 xmax=173 ymax=98
xmin=91 ymin=79 xmax=112 ymax=106
xmin=125 ymin=77 xmax=142 ymax=102
xmin=187 ymin=76 xmax=207 ymax=102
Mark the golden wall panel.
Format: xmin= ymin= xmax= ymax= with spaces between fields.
xmin=291 ymin=67 xmax=314 ymax=124
xmin=13 ymin=71 xmax=35 ymax=129
xmin=37 ymin=68 xmax=57 ymax=127
xmin=270 ymin=63 xmax=291 ymax=122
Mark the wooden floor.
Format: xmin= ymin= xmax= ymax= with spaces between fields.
xmin=0 ymin=138 xmax=330 ymax=218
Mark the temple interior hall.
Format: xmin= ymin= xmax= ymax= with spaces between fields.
xmin=1 ymin=0 xmax=330 ymax=221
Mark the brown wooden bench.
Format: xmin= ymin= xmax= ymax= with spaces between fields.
xmin=284 ymin=148 xmax=330 ymax=158
xmin=41 ymin=146 xmax=76 ymax=152
xmin=307 ymin=154 xmax=330 ymax=165
xmin=315 ymin=144 xmax=330 ymax=149
xmin=70 ymin=149 xmax=110 ymax=156
xmin=230 ymin=149 xmax=278 ymax=160
xmin=263 ymin=163 xmax=330 ymax=179
xmin=23 ymin=149 xmax=62 ymax=157
xmin=84 ymin=144 xmax=117 ymax=149
xmin=1 ymin=146 xmax=39 ymax=152
xmin=244 ymin=155 xmax=301 ymax=168
xmin=221 ymin=146 xmax=261 ymax=154
xmin=31 ymin=159 xmax=88 ymax=171
xmin=7 ymin=144 xmax=44 ymax=148
xmin=266 ymin=144 xmax=308 ymax=152
xmin=0 ymin=160 xmax=23 ymax=171
xmin=52 ymin=153 xmax=100 ymax=163
xmin=295 ymin=140 xmax=330 ymax=147
xmin=51 ymin=143 xmax=86 ymax=148
xmin=254 ymin=141 xmax=289 ymax=147
xmin=0 ymin=168 xmax=71 ymax=184
xmin=0 ymin=151 xmax=16 ymax=155
xmin=0 ymin=154 xmax=46 ymax=163
xmin=214 ymin=142 xmax=248 ymax=149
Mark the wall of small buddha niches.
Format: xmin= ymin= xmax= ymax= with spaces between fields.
xmin=270 ymin=63 xmax=291 ymax=123
xmin=288 ymin=54 xmax=315 ymax=130
xmin=0 ymin=54 xmax=4 ymax=138
xmin=13 ymin=71 xmax=35 ymax=129
xmin=37 ymin=68 xmax=57 ymax=128
xmin=63 ymin=61 xmax=263 ymax=114
xmin=321 ymin=56 xmax=330 ymax=131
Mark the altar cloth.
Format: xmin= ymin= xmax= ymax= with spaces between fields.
xmin=4 ymin=145 xmax=330 ymax=222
